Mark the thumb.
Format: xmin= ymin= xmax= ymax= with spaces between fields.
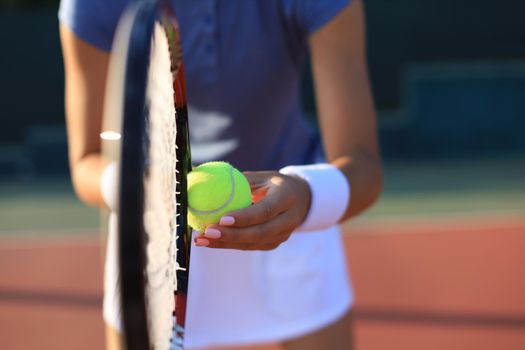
xmin=243 ymin=172 xmax=276 ymax=203
xmin=251 ymin=186 xmax=268 ymax=203
xmin=243 ymin=171 xmax=271 ymax=189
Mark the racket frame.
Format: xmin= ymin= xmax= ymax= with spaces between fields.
xmin=112 ymin=1 xmax=192 ymax=348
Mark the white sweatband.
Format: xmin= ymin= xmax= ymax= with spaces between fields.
xmin=279 ymin=164 xmax=350 ymax=232
xmin=101 ymin=161 xmax=119 ymax=212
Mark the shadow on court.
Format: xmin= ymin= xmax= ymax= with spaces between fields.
xmin=0 ymin=236 xmax=104 ymax=349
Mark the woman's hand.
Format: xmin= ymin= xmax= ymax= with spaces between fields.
xmin=194 ymin=171 xmax=311 ymax=250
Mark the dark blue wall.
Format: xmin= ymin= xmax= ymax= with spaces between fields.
xmin=1 ymin=10 xmax=64 ymax=144
xmin=365 ymin=0 xmax=525 ymax=109
xmin=1 ymin=2 xmax=524 ymax=177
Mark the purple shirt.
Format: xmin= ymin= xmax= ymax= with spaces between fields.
xmin=59 ymin=0 xmax=350 ymax=170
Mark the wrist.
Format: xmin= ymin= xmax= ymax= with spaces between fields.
xmin=279 ymin=163 xmax=350 ymax=232
xmin=285 ymin=173 xmax=312 ymax=225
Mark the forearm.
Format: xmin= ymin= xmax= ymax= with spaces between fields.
xmin=332 ymin=151 xmax=382 ymax=222
xmin=317 ymin=65 xmax=382 ymax=222
xmin=60 ymin=25 xmax=111 ymax=208
xmin=306 ymin=0 xmax=381 ymax=222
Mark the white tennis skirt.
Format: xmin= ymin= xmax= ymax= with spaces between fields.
xmin=103 ymin=213 xmax=353 ymax=349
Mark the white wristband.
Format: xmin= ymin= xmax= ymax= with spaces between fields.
xmin=280 ymin=163 xmax=350 ymax=232
xmin=101 ymin=161 xmax=119 ymax=212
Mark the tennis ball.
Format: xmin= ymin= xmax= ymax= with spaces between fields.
xmin=187 ymin=161 xmax=251 ymax=232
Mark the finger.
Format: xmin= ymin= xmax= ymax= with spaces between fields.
xmin=200 ymin=235 xmax=280 ymax=251
xmin=206 ymin=242 xmax=280 ymax=251
xmin=205 ymin=211 xmax=296 ymax=245
xmin=194 ymin=235 xmax=269 ymax=251
xmin=208 ymin=242 xmax=259 ymax=250
xmin=222 ymin=186 xmax=292 ymax=227
xmin=198 ymin=240 xmax=253 ymax=250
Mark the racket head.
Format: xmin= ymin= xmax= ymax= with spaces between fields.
xmin=101 ymin=1 xmax=191 ymax=349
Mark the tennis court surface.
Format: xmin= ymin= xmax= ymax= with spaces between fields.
xmin=1 ymin=157 xmax=524 ymax=349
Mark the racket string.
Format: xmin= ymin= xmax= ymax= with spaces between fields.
xmin=143 ymin=21 xmax=180 ymax=349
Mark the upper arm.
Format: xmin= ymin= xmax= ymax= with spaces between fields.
xmin=308 ymin=0 xmax=379 ymax=162
xmin=60 ymin=24 xmax=109 ymax=165
xmin=60 ymin=25 xmax=110 ymax=205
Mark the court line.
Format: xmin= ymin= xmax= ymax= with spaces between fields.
xmin=0 ymin=288 xmax=102 ymax=308
xmin=0 ymin=233 xmax=100 ymax=250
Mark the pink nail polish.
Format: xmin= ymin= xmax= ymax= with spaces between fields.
xmin=195 ymin=238 xmax=210 ymax=247
xmin=219 ymin=216 xmax=235 ymax=226
xmin=204 ymin=228 xmax=221 ymax=239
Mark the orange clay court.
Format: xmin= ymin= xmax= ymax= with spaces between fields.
xmin=0 ymin=159 xmax=524 ymax=349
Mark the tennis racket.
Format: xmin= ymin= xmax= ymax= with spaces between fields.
xmin=101 ymin=1 xmax=192 ymax=349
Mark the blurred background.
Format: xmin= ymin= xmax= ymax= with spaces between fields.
xmin=0 ymin=0 xmax=524 ymax=349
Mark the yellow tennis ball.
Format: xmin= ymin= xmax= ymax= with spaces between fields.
xmin=187 ymin=161 xmax=251 ymax=232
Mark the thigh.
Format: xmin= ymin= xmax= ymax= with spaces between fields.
xmin=196 ymin=311 xmax=353 ymax=350
xmin=281 ymin=310 xmax=354 ymax=350
xmin=105 ymin=324 xmax=123 ymax=350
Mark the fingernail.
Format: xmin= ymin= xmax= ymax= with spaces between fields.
xmin=204 ymin=227 xmax=221 ymax=239
xmin=219 ymin=216 xmax=235 ymax=226
xmin=195 ymin=238 xmax=210 ymax=247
